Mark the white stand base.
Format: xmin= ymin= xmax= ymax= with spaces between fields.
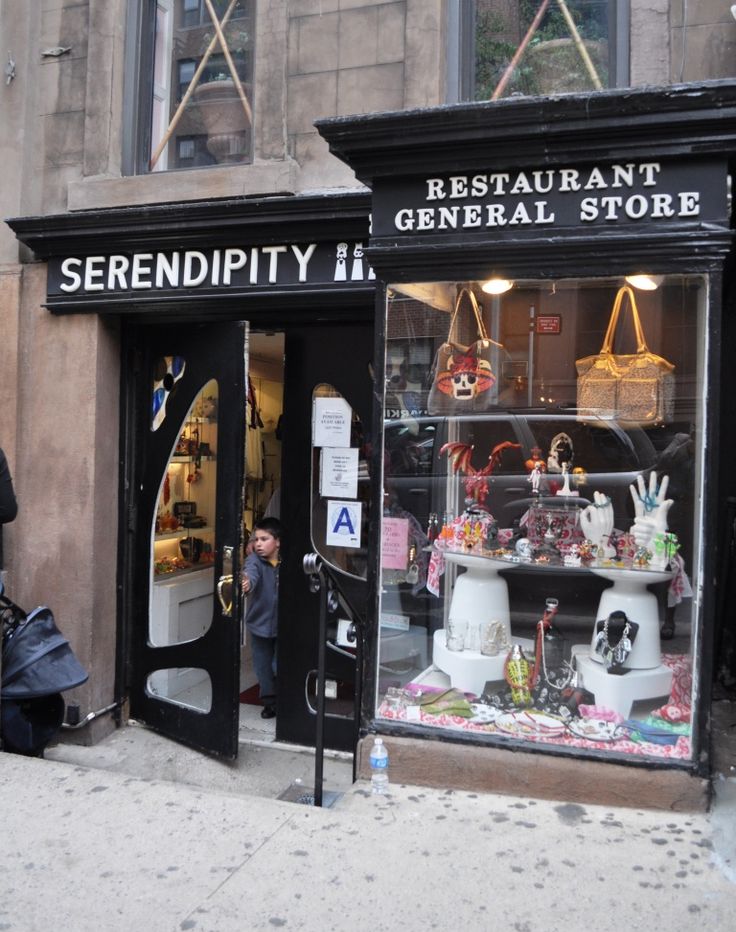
xmin=573 ymin=646 xmax=672 ymax=719
xmin=590 ymin=567 xmax=672 ymax=670
xmin=442 ymin=549 xmax=511 ymax=631
xmin=433 ymin=628 xmax=535 ymax=697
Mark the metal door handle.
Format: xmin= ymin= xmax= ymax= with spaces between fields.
xmin=217 ymin=574 xmax=233 ymax=616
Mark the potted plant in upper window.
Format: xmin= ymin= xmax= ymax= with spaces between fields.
xmin=190 ymin=11 xmax=252 ymax=162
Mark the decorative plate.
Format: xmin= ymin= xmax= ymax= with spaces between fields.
xmin=469 ymin=703 xmax=501 ymax=724
xmin=567 ymin=718 xmax=624 ymax=742
xmin=494 ymin=710 xmax=566 ymax=738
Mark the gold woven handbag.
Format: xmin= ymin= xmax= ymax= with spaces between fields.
xmin=576 ymin=285 xmax=675 ymax=428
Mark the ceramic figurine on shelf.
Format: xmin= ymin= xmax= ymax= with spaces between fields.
xmin=525 ymin=446 xmax=546 ymax=473
xmin=629 ymin=471 xmax=673 ymax=552
xmin=440 ymin=439 xmax=522 ymax=506
xmin=504 ymin=644 xmax=533 ymax=707
xmin=579 ymin=491 xmax=616 ymax=559
xmin=578 ymin=539 xmax=596 ymax=565
xmin=528 ymin=460 xmax=544 ymax=495
xmin=555 ymin=461 xmax=578 ymax=497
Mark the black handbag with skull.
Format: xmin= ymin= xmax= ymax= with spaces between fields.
xmin=427 ymin=288 xmax=503 ymax=415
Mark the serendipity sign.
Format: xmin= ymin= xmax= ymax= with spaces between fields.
xmin=375 ymin=160 xmax=726 ymax=237
xmin=46 ymin=240 xmax=374 ymax=302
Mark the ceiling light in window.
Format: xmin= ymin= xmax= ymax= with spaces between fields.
xmin=481 ymin=278 xmax=514 ymax=295
xmin=624 ymin=274 xmax=663 ymax=291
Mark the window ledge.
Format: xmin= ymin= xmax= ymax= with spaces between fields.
xmin=67 ymin=158 xmax=299 ymax=212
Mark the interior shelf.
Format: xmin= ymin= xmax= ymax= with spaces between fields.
xmin=154 ymin=526 xmax=214 ymax=541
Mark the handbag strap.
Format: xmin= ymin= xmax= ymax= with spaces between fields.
xmin=600 ymin=285 xmax=649 ymax=355
xmin=447 ymin=288 xmax=503 ymax=349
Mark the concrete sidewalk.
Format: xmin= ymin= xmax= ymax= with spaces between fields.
xmin=1 ymin=732 xmax=735 ymax=932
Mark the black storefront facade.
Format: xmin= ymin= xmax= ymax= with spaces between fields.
xmin=8 ymin=81 xmax=736 ymax=809
xmin=9 ymin=192 xmax=377 ymax=759
xmin=318 ymin=80 xmax=736 ymax=810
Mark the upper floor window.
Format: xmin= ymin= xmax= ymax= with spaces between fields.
xmin=461 ymin=0 xmax=627 ymax=101
xmin=131 ymin=0 xmax=255 ymax=173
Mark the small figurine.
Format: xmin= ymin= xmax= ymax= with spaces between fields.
xmin=555 ymin=461 xmax=578 ymax=497
xmin=528 ymin=460 xmax=544 ymax=494
xmin=504 ymin=644 xmax=533 ymax=707
xmin=525 ymin=446 xmax=547 ymax=474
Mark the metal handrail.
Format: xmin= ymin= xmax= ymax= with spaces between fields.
xmin=302 ymin=553 xmax=365 ymax=806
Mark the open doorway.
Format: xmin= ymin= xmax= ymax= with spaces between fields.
xmin=239 ymin=331 xmax=285 ymax=734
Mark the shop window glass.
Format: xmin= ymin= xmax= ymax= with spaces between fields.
xmin=378 ymin=276 xmax=704 ymax=764
xmin=135 ymin=0 xmax=254 ymax=173
xmin=147 ymin=668 xmax=213 ymax=712
xmin=470 ymin=0 xmax=622 ymax=100
xmin=150 ymin=379 xmax=219 ymax=661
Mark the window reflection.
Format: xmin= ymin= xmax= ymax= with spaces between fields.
xmin=150 ymin=380 xmax=219 ymax=662
xmin=148 ymin=0 xmax=254 ymax=172
xmin=147 ymin=668 xmax=212 ymax=713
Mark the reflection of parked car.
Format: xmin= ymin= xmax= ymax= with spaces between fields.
xmin=384 ymin=410 xmax=659 ymax=537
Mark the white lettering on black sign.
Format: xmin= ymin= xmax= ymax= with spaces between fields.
xmin=51 ymin=241 xmax=375 ymax=297
xmin=383 ymin=161 xmax=718 ymax=234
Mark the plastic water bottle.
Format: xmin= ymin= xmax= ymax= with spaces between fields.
xmin=369 ymin=737 xmax=389 ymax=795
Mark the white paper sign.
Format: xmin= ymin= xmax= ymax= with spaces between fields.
xmin=312 ymin=397 xmax=352 ymax=448
xmin=326 ymin=500 xmax=362 ymax=548
xmin=320 ymin=447 xmax=359 ymax=498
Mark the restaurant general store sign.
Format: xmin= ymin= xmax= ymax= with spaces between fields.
xmin=374 ymin=159 xmax=726 ymax=236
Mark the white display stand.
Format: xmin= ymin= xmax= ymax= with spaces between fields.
xmin=433 ymin=628 xmax=534 ymax=697
xmin=432 ymin=549 xmax=517 ymax=695
xmin=430 ymin=546 xmax=676 ymax=711
xmin=442 ymin=550 xmax=511 ymax=632
xmin=572 ymin=647 xmax=672 ymax=719
xmin=589 ymin=566 xmax=672 ymax=670
xmin=569 ymin=566 xmax=674 ymax=718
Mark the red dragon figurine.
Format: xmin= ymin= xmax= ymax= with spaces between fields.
xmin=440 ymin=439 xmax=521 ymax=506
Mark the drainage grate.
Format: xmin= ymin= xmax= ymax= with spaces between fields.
xmin=277 ymin=781 xmax=342 ymax=808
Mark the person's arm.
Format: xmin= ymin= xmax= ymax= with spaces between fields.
xmin=0 ymin=451 xmax=18 ymax=524
xmin=241 ymin=554 xmax=262 ymax=594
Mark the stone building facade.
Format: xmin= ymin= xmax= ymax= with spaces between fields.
xmin=0 ymin=2 xmax=734 ymax=798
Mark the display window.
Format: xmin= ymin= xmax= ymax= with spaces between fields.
xmin=377 ymin=275 xmax=704 ymax=762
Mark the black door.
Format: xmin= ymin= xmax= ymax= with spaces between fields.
xmin=127 ymin=322 xmax=246 ymax=758
xmin=277 ymin=321 xmax=374 ymax=752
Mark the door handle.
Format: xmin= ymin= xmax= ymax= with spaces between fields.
xmin=217 ymin=574 xmax=234 ymax=616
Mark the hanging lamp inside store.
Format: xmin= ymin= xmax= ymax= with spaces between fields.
xmin=481 ymin=278 xmax=514 ymax=295
xmin=624 ymin=274 xmax=663 ymax=291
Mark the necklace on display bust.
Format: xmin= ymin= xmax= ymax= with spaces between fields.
xmin=593 ymin=611 xmax=635 ymax=671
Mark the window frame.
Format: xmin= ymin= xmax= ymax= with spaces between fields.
xmin=454 ymin=0 xmax=630 ymax=103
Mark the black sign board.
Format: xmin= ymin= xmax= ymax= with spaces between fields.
xmin=372 ymin=159 xmax=727 ymax=240
xmin=46 ymin=240 xmax=375 ymax=303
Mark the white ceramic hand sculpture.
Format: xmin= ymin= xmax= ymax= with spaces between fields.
xmin=579 ymin=491 xmax=615 ymax=557
xmin=629 ymin=471 xmax=673 ymax=550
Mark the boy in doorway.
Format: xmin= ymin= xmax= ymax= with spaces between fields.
xmin=241 ymin=517 xmax=282 ymax=719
